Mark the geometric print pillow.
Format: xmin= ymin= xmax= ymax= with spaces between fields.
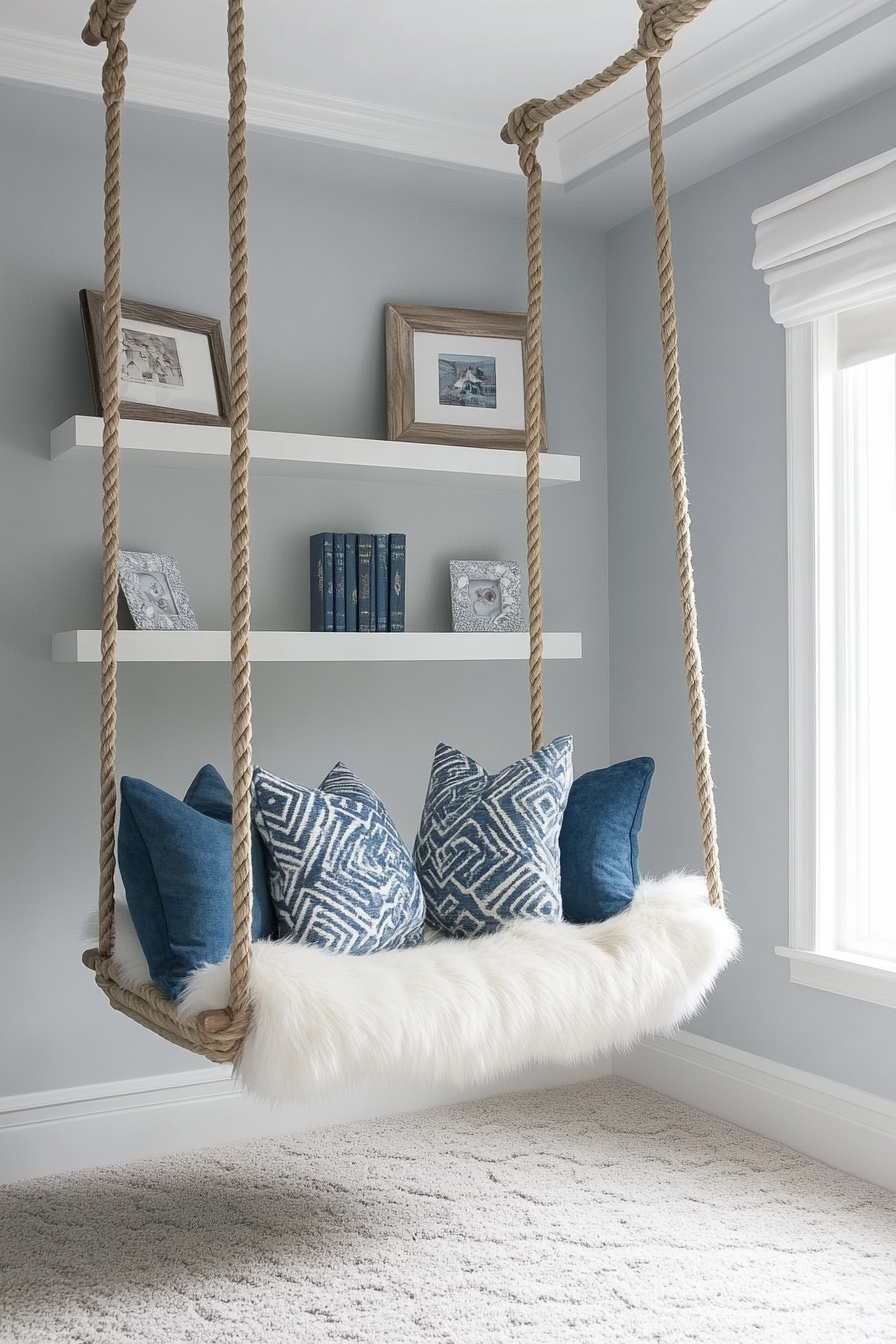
xmin=252 ymin=763 xmax=425 ymax=955
xmin=414 ymin=736 xmax=573 ymax=937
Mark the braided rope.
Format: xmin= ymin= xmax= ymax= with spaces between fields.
xmin=94 ymin=15 xmax=129 ymax=959
xmin=501 ymin=0 xmax=714 ymax=147
xmin=644 ymin=57 xmax=722 ymax=907
xmin=88 ymin=955 xmax=243 ymax=1062
xmin=84 ymin=0 xmax=257 ymax=1036
xmin=513 ymin=130 xmax=547 ymax=753
xmin=226 ymin=0 xmax=255 ymax=1024
xmin=503 ymin=0 xmax=723 ymax=907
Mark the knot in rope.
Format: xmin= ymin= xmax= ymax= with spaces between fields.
xmin=500 ymin=99 xmax=549 ymax=174
xmin=637 ymin=1 xmax=675 ymax=58
xmin=82 ymin=0 xmax=139 ymax=47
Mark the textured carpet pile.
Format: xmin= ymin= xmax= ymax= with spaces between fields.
xmin=1 ymin=1077 xmax=894 ymax=1343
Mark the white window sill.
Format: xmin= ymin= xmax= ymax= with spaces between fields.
xmin=776 ymin=947 xmax=896 ymax=1009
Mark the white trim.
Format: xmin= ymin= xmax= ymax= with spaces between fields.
xmin=615 ymin=1030 xmax=896 ymax=1192
xmin=0 ymin=1059 xmax=611 ymax=1185
xmin=776 ymin=946 xmax=896 ymax=1008
xmin=786 ymin=324 xmax=819 ymax=952
xmin=753 ymin=146 xmax=896 ymax=326
xmin=6 ymin=1038 xmax=894 ymax=1190
xmin=2 ymin=0 xmax=894 ymax=188
xmin=752 ymin=146 xmax=896 ymax=224
xmin=0 ymin=25 xmax=530 ymax=180
xmin=557 ymin=0 xmax=896 ymax=185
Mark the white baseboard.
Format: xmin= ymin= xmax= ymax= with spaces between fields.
xmin=5 ymin=1035 xmax=894 ymax=1191
xmin=614 ymin=1030 xmax=896 ymax=1193
xmin=0 ymin=1057 xmax=610 ymax=1185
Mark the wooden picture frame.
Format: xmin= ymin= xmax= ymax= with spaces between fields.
xmin=80 ymin=290 xmax=231 ymax=427
xmin=385 ymin=304 xmax=546 ymax=452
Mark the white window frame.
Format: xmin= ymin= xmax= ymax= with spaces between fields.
xmin=752 ymin=147 xmax=896 ymax=1010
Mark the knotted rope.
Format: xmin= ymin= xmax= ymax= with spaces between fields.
xmin=502 ymin=0 xmax=723 ymax=909
xmin=83 ymin=0 xmax=256 ymax=1036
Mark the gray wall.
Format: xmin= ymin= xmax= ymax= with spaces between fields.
xmin=0 ymin=81 xmax=607 ymax=1097
xmin=607 ymin=83 xmax=896 ymax=1101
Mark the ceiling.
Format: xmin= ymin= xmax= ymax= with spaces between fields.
xmin=2 ymin=0 xmax=896 ymax=228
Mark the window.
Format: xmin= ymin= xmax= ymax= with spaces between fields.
xmin=753 ymin=150 xmax=896 ymax=1008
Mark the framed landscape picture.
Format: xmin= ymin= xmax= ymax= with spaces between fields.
xmin=385 ymin=304 xmax=546 ymax=452
xmin=80 ymin=290 xmax=231 ymax=427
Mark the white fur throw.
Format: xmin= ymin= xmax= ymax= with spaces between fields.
xmin=166 ymin=875 xmax=737 ymax=1103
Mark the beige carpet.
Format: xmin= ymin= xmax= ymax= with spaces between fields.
xmin=1 ymin=1077 xmax=894 ymax=1343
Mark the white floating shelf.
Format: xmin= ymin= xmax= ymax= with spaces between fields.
xmin=50 ymin=417 xmax=580 ymax=489
xmin=52 ymin=630 xmax=583 ymax=664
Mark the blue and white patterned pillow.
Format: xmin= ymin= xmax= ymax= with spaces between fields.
xmin=414 ymin=737 xmax=574 ymax=937
xmin=253 ymin=763 xmax=425 ymax=954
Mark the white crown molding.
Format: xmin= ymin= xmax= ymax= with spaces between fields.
xmin=5 ymin=3 xmax=895 ymax=190
xmin=0 ymin=25 xmax=541 ymax=180
xmin=556 ymin=0 xmax=896 ymax=183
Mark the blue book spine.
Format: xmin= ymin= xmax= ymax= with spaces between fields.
xmin=322 ymin=533 xmax=334 ymax=631
xmin=388 ymin=533 xmax=406 ymax=632
xmin=309 ymin=533 xmax=334 ymax=632
xmin=333 ymin=533 xmax=346 ymax=632
xmin=357 ymin=534 xmax=373 ymax=632
xmin=344 ymin=533 xmax=358 ymax=632
xmin=374 ymin=534 xmax=389 ymax=632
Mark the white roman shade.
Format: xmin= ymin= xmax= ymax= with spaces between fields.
xmin=752 ymin=147 xmax=896 ymax=328
xmin=837 ymin=294 xmax=896 ymax=369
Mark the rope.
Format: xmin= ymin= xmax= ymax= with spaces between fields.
xmin=81 ymin=0 xmax=139 ymax=47
xmin=226 ymin=0 xmax=254 ymax=1026
xmin=643 ymin=57 xmax=722 ymax=907
xmin=83 ymin=0 xmax=258 ymax=1024
xmin=514 ymin=129 xmax=546 ymax=754
xmin=84 ymin=6 xmax=131 ymax=959
xmin=503 ymin=0 xmax=723 ymax=908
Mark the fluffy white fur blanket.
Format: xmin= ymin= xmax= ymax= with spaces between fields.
xmin=98 ymin=874 xmax=738 ymax=1103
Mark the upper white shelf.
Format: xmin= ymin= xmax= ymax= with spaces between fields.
xmin=50 ymin=417 xmax=580 ymax=489
xmin=52 ymin=630 xmax=582 ymax=663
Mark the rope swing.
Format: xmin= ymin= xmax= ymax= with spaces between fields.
xmin=80 ymin=0 xmax=723 ymax=1069
xmin=502 ymin=0 xmax=723 ymax=909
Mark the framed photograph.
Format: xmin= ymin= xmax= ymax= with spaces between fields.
xmin=449 ymin=561 xmax=526 ymax=633
xmin=385 ymin=304 xmax=546 ymax=452
xmin=118 ymin=552 xmax=199 ymax=631
xmin=80 ymin=290 xmax=231 ymax=427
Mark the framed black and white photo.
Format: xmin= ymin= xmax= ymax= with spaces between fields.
xmin=449 ymin=561 xmax=526 ymax=633
xmin=385 ymin=304 xmax=546 ymax=452
xmin=118 ymin=552 xmax=198 ymax=631
xmin=80 ymin=291 xmax=231 ymax=427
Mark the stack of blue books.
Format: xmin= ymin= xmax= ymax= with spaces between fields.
xmin=309 ymin=533 xmax=406 ymax=632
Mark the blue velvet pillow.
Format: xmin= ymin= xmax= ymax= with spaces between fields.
xmin=414 ymin=737 xmax=573 ymax=937
xmin=252 ymin=762 xmax=425 ymax=954
xmin=118 ymin=765 xmax=276 ymax=999
xmin=559 ymin=756 xmax=655 ymax=923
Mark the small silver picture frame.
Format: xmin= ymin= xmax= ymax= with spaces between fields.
xmin=449 ymin=560 xmax=526 ymax=633
xmin=118 ymin=551 xmax=198 ymax=631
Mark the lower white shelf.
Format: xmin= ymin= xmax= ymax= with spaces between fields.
xmin=52 ymin=630 xmax=582 ymax=663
